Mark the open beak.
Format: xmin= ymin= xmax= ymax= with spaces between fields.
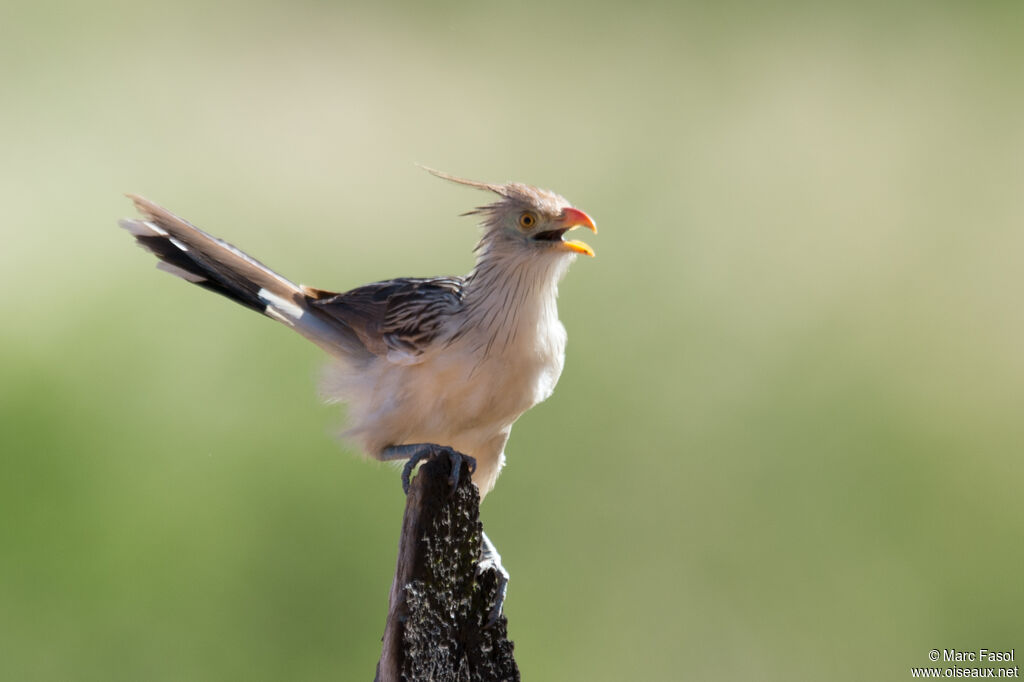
xmin=554 ymin=207 xmax=597 ymax=257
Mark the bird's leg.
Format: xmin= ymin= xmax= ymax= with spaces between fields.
xmin=380 ymin=443 xmax=477 ymax=495
xmin=479 ymin=530 xmax=509 ymax=628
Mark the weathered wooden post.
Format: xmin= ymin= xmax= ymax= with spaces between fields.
xmin=375 ymin=454 xmax=519 ymax=682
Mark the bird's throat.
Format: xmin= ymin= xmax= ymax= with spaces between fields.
xmin=463 ymin=253 xmax=566 ymax=346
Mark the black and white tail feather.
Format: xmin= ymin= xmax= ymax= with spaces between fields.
xmin=120 ymin=195 xmax=371 ymax=358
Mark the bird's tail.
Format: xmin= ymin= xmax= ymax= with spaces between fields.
xmin=120 ymin=195 xmax=364 ymax=357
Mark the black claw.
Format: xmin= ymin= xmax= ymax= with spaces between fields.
xmin=399 ymin=445 xmax=477 ymax=496
xmin=401 ymin=462 xmax=412 ymax=495
xmin=447 ymin=457 xmax=461 ymax=490
xmin=442 ymin=447 xmax=476 ymax=495
xmin=401 ymin=453 xmax=423 ymax=495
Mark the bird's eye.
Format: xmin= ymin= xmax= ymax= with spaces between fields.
xmin=518 ymin=212 xmax=537 ymax=230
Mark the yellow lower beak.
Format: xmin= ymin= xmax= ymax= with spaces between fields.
xmin=562 ymin=240 xmax=595 ymax=257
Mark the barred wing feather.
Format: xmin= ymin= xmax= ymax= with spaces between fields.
xmin=309 ymin=277 xmax=465 ymax=363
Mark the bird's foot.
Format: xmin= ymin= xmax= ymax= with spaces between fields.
xmin=382 ymin=443 xmax=477 ymax=495
xmin=479 ymin=531 xmax=509 ymax=628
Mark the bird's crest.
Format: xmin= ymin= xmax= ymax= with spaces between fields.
xmin=419 ymin=166 xmax=508 ymax=197
xmin=420 ymin=165 xmax=569 ymax=217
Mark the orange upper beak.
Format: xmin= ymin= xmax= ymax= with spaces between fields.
xmin=556 ymin=207 xmax=597 ymax=257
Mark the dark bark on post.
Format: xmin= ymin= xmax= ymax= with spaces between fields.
xmin=375 ymin=455 xmax=519 ymax=682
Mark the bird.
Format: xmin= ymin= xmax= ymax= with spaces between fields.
xmin=119 ymin=168 xmax=596 ymax=618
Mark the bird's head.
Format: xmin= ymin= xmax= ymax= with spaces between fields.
xmin=424 ymin=167 xmax=597 ymax=261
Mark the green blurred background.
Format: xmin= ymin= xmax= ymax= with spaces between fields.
xmin=2 ymin=1 xmax=1022 ymax=680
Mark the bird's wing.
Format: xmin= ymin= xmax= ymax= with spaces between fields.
xmin=308 ymin=277 xmax=465 ymax=364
